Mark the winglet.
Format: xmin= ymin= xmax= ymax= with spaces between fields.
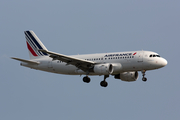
xmin=38 ymin=49 xmax=47 ymax=53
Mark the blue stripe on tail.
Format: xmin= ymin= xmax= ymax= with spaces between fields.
xmin=25 ymin=32 xmax=42 ymax=56
xmin=25 ymin=31 xmax=48 ymax=56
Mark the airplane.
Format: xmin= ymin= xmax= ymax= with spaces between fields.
xmin=12 ymin=30 xmax=168 ymax=87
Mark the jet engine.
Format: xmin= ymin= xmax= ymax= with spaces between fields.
xmin=114 ymin=71 xmax=138 ymax=82
xmin=94 ymin=63 xmax=113 ymax=75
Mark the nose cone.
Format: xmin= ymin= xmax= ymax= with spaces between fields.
xmin=161 ymin=58 xmax=168 ymax=67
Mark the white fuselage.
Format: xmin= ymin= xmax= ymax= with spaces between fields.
xmin=21 ymin=50 xmax=167 ymax=75
xmin=12 ymin=30 xmax=168 ymax=87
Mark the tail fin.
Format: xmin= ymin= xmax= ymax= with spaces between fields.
xmin=24 ymin=30 xmax=48 ymax=59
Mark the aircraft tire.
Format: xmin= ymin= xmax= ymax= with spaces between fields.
xmin=100 ymin=81 xmax=108 ymax=87
xmin=142 ymin=77 xmax=147 ymax=82
xmin=83 ymin=76 xmax=91 ymax=83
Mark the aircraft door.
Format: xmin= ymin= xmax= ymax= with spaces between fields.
xmin=138 ymin=51 xmax=144 ymax=62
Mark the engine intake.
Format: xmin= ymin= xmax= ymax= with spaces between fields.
xmin=94 ymin=63 xmax=113 ymax=75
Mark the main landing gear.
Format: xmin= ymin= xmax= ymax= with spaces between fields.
xmin=82 ymin=75 xmax=109 ymax=87
xmin=83 ymin=76 xmax=91 ymax=83
xmin=141 ymin=70 xmax=147 ymax=82
xmin=100 ymin=75 xmax=109 ymax=87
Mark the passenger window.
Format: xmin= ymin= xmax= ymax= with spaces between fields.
xmin=150 ymin=55 xmax=152 ymax=57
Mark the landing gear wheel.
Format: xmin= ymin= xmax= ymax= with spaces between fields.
xmin=100 ymin=81 xmax=108 ymax=87
xmin=100 ymin=75 xmax=109 ymax=87
xmin=83 ymin=76 xmax=91 ymax=83
xmin=142 ymin=77 xmax=147 ymax=82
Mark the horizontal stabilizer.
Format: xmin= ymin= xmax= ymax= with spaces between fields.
xmin=11 ymin=57 xmax=39 ymax=64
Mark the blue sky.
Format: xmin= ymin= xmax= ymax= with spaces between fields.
xmin=0 ymin=0 xmax=179 ymax=120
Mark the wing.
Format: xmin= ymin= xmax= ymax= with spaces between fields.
xmin=39 ymin=49 xmax=95 ymax=72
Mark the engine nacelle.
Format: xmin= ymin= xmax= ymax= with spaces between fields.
xmin=114 ymin=71 xmax=138 ymax=82
xmin=94 ymin=63 xmax=113 ymax=75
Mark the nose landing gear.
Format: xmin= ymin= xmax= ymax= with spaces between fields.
xmin=141 ymin=70 xmax=147 ymax=82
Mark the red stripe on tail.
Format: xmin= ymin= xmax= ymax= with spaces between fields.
xmin=26 ymin=41 xmax=38 ymax=56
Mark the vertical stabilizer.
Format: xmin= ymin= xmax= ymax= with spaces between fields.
xmin=24 ymin=31 xmax=48 ymax=59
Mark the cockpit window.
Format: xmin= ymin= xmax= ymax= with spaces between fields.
xmin=149 ymin=54 xmax=161 ymax=57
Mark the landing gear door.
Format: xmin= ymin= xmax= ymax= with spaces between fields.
xmin=138 ymin=51 xmax=144 ymax=62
